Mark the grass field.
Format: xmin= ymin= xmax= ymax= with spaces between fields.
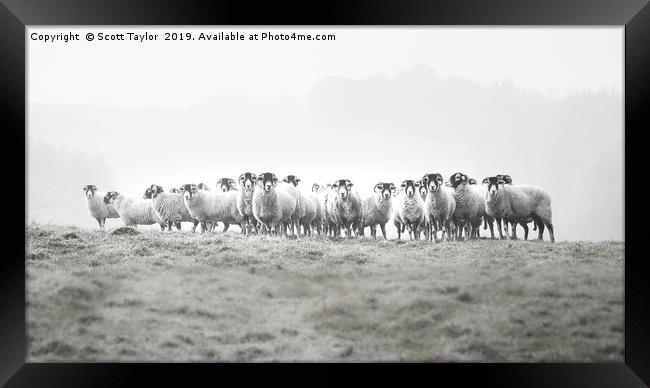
xmin=25 ymin=224 xmax=624 ymax=362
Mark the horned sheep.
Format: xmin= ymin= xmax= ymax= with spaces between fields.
xmin=83 ymin=185 xmax=120 ymax=230
xmin=103 ymin=191 xmax=166 ymax=230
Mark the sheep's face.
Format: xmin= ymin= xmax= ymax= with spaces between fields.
xmin=283 ymin=175 xmax=301 ymax=187
xmin=423 ymin=173 xmax=444 ymax=192
xmin=143 ymin=187 xmax=153 ymax=199
xmin=239 ymin=172 xmax=256 ymax=190
xmin=103 ymin=191 xmax=118 ymax=204
xmin=258 ymin=173 xmax=278 ymax=192
xmin=149 ymin=184 xmax=164 ymax=199
xmin=449 ymin=172 xmax=468 ymax=189
xmin=483 ymin=176 xmax=506 ymax=198
xmin=496 ymin=174 xmax=513 ymax=185
xmin=182 ymin=184 xmax=198 ymax=200
xmin=401 ymin=180 xmax=419 ymax=198
xmin=197 ymin=183 xmax=210 ymax=191
xmin=217 ymin=178 xmax=234 ymax=192
xmin=374 ymin=182 xmax=393 ymax=199
xmin=332 ymin=179 xmax=353 ymax=199
xmin=417 ymin=181 xmax=428 ymax=198
xmin=169 ymin=188 xmax=180 ymax=194
xmin=312 ymin=183 xmax=320 ymax=193
xmin=83 ymin=185 xmax=98 ymax=199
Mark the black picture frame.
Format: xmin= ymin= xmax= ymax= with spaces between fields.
xmin=4 ymin=0 xmax=648 ymax=386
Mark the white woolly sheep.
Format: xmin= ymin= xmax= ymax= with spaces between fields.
xmin=145 ymin=184 xmax=199 ymax=232
xmin=181 ymin=184 xmax=243 ymax=234
xmin=252 ymin=172 xmax=299 ymax=237
xmin=482 ymin=176 xmax=555 ymax=243
xmin=236 ymin=172 xmax=259 ymax=235
xmin=83 ymin=184 xmax=120 ymax=230
xmin=392 ymin=180 xmax=426 ymax=240
xmin=421 ymin=174 xmax=456 ymax=242
xmin=283 ymin=175 xmax=317 ymax=236
xmin=361 ymin=182 xmax=396 ymax=240
xmin=103 ymin=191 xmax=166 ymax=230
xmin=493 ymin=174 xmax=537 ymax=240
xmin=312 ymin=183 xmax=331 ymax=235
xmin=327 ymin=179 xmax=363 ymax=239
xmin=447 ymin=172 xmax=485 ymax=240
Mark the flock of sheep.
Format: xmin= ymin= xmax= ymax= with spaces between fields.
xmin=83 ymin=171 xmax=555 ymax=243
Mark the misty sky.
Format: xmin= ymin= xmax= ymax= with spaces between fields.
xmin=27 ymin=27 xmax=623 ymax=240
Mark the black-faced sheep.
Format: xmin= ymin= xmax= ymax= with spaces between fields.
xmin=483 ymin=176 xmax=555 ymax=243
xmin=103 ymin=191 xmax=166 ymax=230
xmin=361 ymin=182 xmax=396 ymax=240
xmin=448 ymin=172 xmax=485 ymax=240
xmin=181 ymin=184 xmax=243 ymax=234
xmin=421 ymin=173 xmax=456 ymax=242
xmin=236 ymin=172 xmax=259 ymax=235
xmin=392 ymin=180 xmax=425 ymax=240
xmin=327 ymin=179 xmax=363 ymax=239
xmin=252 ymin=172 xmax=299 ymax=237
xmin=83 ymin=184 xmax=120 ymax=230
xmin=283 ymin=175 xmax=317 ymax=236
xmin=217 ymin=178 xmax=237 ymax=192
xmin=145 ymin=184 xmax=199 ymax=232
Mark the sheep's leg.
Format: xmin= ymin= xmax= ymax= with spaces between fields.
xmin=503 ymin=221 xmax=510 ymax=240
xmin=487 ymin=220 xmax=495 ymax=239
xmin=370 ymin=225 xmax=376 ymax=239
xmin=545 ymin=223 xmax=554 ymax=243
xmin=495 ymin=218 xmax=503 ymax=239
xmin=191 ymin=220 xmax=199 ymax=233
xmin=510 ymin=222 xmax=518 ymax=240
xmin=381 ymin=223 xmax=388 ymax=240
xmin=537 ymin=220 xmax=546 ymax=241
xmin=395 ymin=221 xmax=401 ymax=240
xmin=222 ymin=223 xmax=230 ymax=233
xmin=520 ymin=222 xmax=529 ymax=240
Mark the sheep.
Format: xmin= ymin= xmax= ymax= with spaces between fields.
xmin=447 ymin=172 xmax=485 ymax=241
xmin=103 ymin=191 xmax=166 ymax=230
xmin=144 ymin=184 xmax=199 ymax=232
xmin=416 ymin=180 xmax=431 ymax=240
xmin=492 ymin=174 xmax=537 ymax=240
xmin=392 ymin=180 xmax=426 ymax=240
xmin=312 ymin=183 xmax=331 ymax=235
xmin=217 ymin=178 xmax=237 ymax=192
xmin=236 ymin=172 xmax=259 ymax=235
xmin=181 ymin=184 xmax=244 ymax=234
xmin=327 ymin=179 xmax=363 ymax=239
xmin=360 ymin=182 xmax=396 ymax=240
xmin=251 ymin=172 xmax=299 ymax=237
xmin=169 ymin=188 xmax=180 ymax=194
xmin=482 ymin=176 xmax=555 ymax=243
xmin=280 ymin=175 xmax=306 ymax=236
xmin=283 ymin=175 xmax=317 ymax=236
xmin=421 ymin=173 xmax=456 ymax=242
xmin=83 ymin=184 xmax=120 ymax=230
xmin=193 ymin=182 xmax=219 ymax=231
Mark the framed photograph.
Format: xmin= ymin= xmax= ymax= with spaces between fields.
xmin=5 ymin=0 xmax=648 ymax=385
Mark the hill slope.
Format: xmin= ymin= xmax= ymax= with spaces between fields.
xmin=26 ymin=224 xmax=624 ymax=362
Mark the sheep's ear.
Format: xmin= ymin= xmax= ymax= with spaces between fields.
xmin=436 ymin=175 xmax=443 ymax=183
xmin=282 ymin=177 xmax=288 ymax=183
xmin=238 ymin=174 xmax=245 ymax=183
xmin=482 ymin=177 xmax=489 ymax=185
xmin=91 ymin=185 xmax=98 ymax=190
xmin=461 ymin=175 xmax=467 ymax=182
xmin=400 ymin=182 xmax=406 ymax=187
xmin=295 ymin=178 xmax=301 ymax=185
xmin=415 ymin=181 xmax=421 ymax=187
xmin=445 ymin=181 xmax=452 ymax=187
xmin=497 ymin=180 xmax=506 ymax=186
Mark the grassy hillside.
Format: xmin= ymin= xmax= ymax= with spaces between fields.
xmin=25 ymin=224 xmax=624 ymax=362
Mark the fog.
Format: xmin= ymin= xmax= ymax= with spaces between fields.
xmin=27 ymin=27 xmax=623 ymax=240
